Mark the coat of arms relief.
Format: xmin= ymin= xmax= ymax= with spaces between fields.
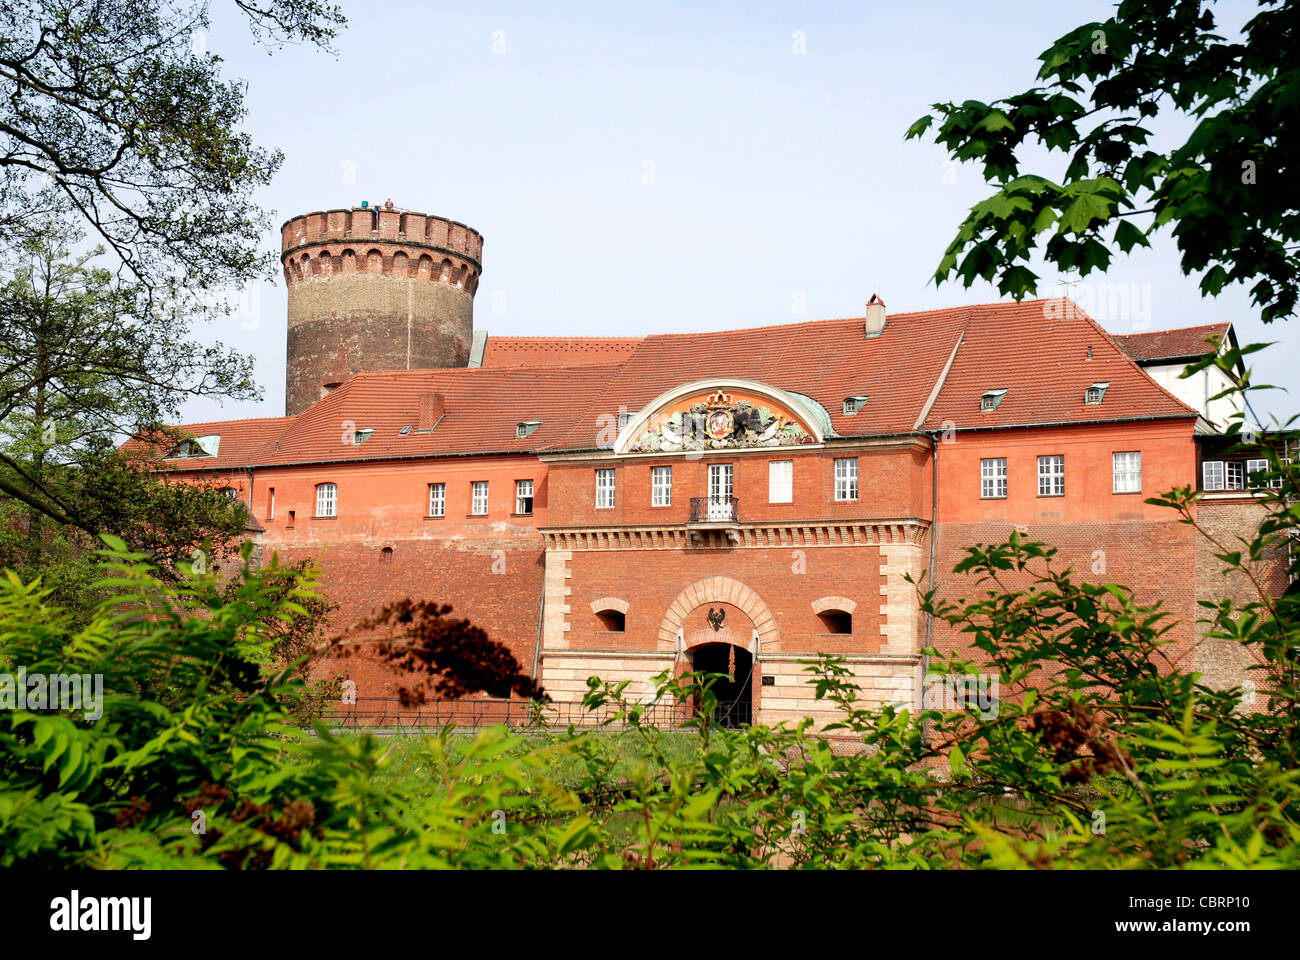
xmin=627 ymin=388 xmax=814 ymax=453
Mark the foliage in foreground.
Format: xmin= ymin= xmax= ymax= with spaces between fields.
xmin=0 ymin=511 xmax=1296 ymax=868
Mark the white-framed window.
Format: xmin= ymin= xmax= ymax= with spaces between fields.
xmin=1202 ymin=460 xmax=1224 ymax=491
xmin=1114 ymin=451 xmax=1142 ymax=493
xmin=769 ymin=460 xmax=793 ymax=503
xmin=515 ymin=479 xmax=534 ymax=515
xmin=1247 ymin=458 xmax=1269 ymax=488
xmin=834 ymin=458 xmax=858 ymax=501
xmin=315 ymin=482 xmax=337 ymax=517
xmin=1276 ymin=458 xmax=1292 ymax=489
xmin=651 ymin=466 xmax=672 ymax=507
xmin=595 ymin=468 xmax=616 ymax=509
xmin=268 ymin=487 xmax=275 ymax=520
xmin=1037 ymin=455 xmax=1065 ymax=497
xmin=1226 ymin=461 xmax=1245 ymax=490
xmin=980 ymin=458 xmax=1007 ymax=499
xmin=471 ymin=481 xmax=489 ymax=516
xmin=429 ymin=482 xmax=445 ymax=517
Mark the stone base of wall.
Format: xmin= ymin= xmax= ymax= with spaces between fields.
xmin=540 ymin=649 xmax=920 ymax=730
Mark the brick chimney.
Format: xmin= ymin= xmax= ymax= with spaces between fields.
xmin=865 ymin=294 xmax=887 ymax=338
xmin=418 ymin=392 xmax=445 ymax=432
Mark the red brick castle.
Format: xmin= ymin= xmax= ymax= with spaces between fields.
xmin=151 ymin=205 xmax=1284 ymax=726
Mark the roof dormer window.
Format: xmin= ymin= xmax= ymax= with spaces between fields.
xmin=352 ymin=428 xmax=375 ymax=446
xmin=164 ymin=434 xmax=220 ymax=459
xmin=843 ymin=396 xmax=868 ymax=416
xmin=1085 ymin=382 xmax=1110 ymax=406
xmin=516 ymin=421 xmax=540 ymax=439
xmin=980 ymin=390 xmax=1007 ymax=412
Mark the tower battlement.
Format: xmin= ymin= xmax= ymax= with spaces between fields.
xmin=280 ymin=207 xmax=483 ymax=415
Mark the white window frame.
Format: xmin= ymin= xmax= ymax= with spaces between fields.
xmin=1246 ymin=458 xmax=1269 ymax=489
xmin=515 ymin=479 xmax=534 ymax=515
xmin=1202 ymin=459 xmax=1225 ymax=491
xmin=1114 ymin=451 xmax=1142 ymax=493
xmin=595 ymin=468 xmax=616 ymax=509
xmin=429 ymin=482 xmax=446 ymax=517
xmin=268 ymin=487 xmax=275 ymax=520
xmin=1225 ymin=461 xmax=1245 ymax=491
xmin=833 ymin=458 xmax=858 ymax=501
xmin=1274 ymin=458 xmax=1292 ymax=489
xmin=1037 ymin=454 xmax=1065 ymax=497
xmin=651 ymin=466 xmax=672 ymax=507
xmin=471 ymin=481 xmax=489 ymax=516
xmin=315 ymin=482 xmax=337 ymax=518
xmin=981 ymin=458 xmax=1007 ymax=499
xmin=769 ymin=460 xmax=793 ymax=504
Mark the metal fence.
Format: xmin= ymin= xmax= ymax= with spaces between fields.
xmin=295 ymin=696 xmax=753 ymax=732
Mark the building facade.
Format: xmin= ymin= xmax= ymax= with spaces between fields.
xmin=144 ymin=206 xmax=1286 ymax=729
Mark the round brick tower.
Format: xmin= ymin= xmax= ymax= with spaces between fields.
xmin=280 ymin=207 xmax=483 ymax=415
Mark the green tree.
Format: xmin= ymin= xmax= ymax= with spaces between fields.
xmin=906 ymin=0 xmax=1299 ymax=321
xmin=0 ymin=0 xmax=345 ymax=291
xmin=0 ymin=220 xmax=252 ymax=586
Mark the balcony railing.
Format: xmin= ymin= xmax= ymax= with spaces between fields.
xmin=689 ymin=495 xmax=739 ymax=523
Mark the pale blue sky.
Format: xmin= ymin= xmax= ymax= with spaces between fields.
xmin=184 ymin=0 xmax=1295 ymax=424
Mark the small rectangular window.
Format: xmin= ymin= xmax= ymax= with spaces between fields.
xmin=769 ymin=460 xmax=793 ymax=503
xmin=1225 ymin=461 xmax=1245 ymax=490
xmin=834 ymin=458 xmax=858 ymax=501
xmin=1202 ymin=460 xmax=1225 ymax=491
xmin=1037 ymin=455 xmax=1065 ymax=497
xmin=596 ymin=468 xmax=616 ymax=509
xmin=1114 ymin=451 xmax=1142 ymax=493
xmin=471 ymin=481 xmax=489 ymax=516
xmin=315 ymin=482 xmax=337 ymax=518
xmin=429 ymin=482 xmax=446 ymax=517
xmin=981 ymin=458 xmax=1007 ymax=499
xmin=287 ymin=510 xmax=295 ymax=529
xmin=268 ymin=487 xmax=275 ymax=520
xmin=516 ymin=479 xmax=534 ymax=515
xmin=651 ymin=466 xmax=672 ymax=507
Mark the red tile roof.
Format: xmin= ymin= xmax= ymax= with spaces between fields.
xmin=148 ymin=298 xmax=1204 ymax=468
xmin=920 ymin=300 xmax=1199 ymax=431
xmin=132 ymin=416 xmax=294 ymax=471
xmin=480 ymin=336 xmax=644 ymax=368
xmin=1111 ymin=323 xmax=1231 ymax=363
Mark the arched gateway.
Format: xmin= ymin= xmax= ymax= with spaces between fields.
xmin=658 ymin=577 xmax=779 ymax=727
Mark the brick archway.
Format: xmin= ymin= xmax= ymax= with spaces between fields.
xmin=658 ymin=576 xmax=781 ymax=654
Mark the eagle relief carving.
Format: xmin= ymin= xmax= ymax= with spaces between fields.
xmin=628 ymin=388 xmax=814 ymax=453
xmin=706 ymin=607 xmax=726 ymax=631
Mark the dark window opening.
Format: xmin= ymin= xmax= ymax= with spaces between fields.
xmin=380 ymin=546 xmax=393 ymax=565
xmin=595 ymin=609 xmax=625 ymax=632
xmin=818 ymin=610 xmax=853 ymax=634
xmin=286 ymin=510 xmax=295 ymax=529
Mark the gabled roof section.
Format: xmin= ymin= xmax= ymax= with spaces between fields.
xmin=129 ymin=417 xmax=294 ymax=471
xmin=1112 ymin=323 xmax=1232 ymax=364
xmin=922 ymin=299 xmax=1199 ymax=431
xmin=254 ymin=365 xmax=625 ymax=466
xmin=480 ymin=335 xmax=645 ymax=368
xmin=540 ymin=308 xmax=970 ymax=451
